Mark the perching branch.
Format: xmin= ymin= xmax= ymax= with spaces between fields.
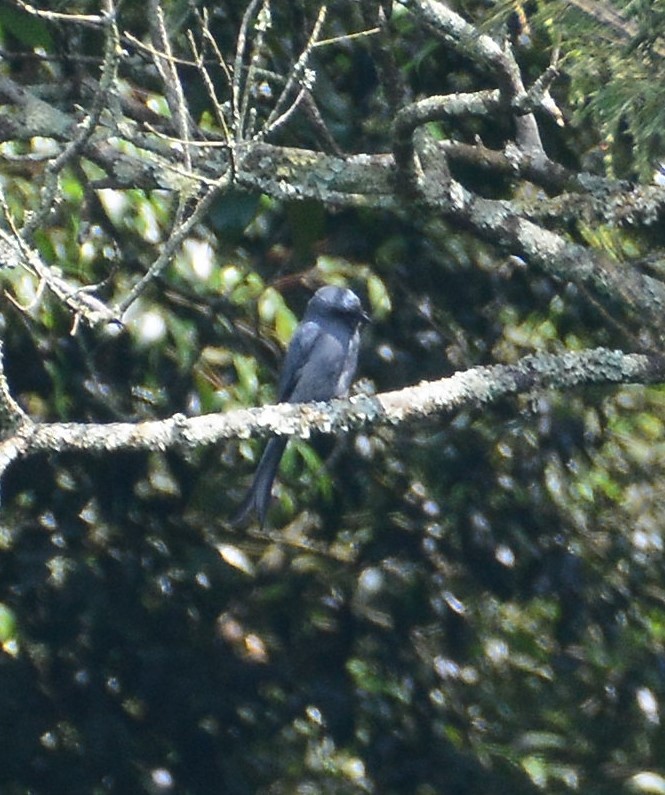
xmin=0 ymin=347 xmax=662 ymax=481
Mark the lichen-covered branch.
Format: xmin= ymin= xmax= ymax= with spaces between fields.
xmin=402 ymin=0 xmax=545 ymax=155
xmin=0 ymin=0 xmax=664 ymax=336
xmin=0 ymin=347 xmax=662 ymax=480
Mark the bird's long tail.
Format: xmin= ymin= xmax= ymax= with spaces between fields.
xmin=232 ymin=437 xmax=288 ymax=528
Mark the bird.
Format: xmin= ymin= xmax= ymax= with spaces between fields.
xmin=233 ymin=285 xmax=370 ymax=528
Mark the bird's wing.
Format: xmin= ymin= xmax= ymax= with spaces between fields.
xmin=276 ymin=320 xmax=322 ymax=402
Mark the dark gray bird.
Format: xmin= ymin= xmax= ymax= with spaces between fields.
xmin=233 ymin=285 xmax=369 ymax=528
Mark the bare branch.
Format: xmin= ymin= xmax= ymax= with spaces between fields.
xmin=392 ymin=90 xmax=498 ymax=179
xmin=115 ymin=178 xmax=230 ymax=316
xmin=360 ymin=0 xmax=406 ymax=115
xmin=123 ymin=31 xmax=199 ymax=68
xmin=0 ymin=199 xmax=120 ymax=328
xmin=22 ymin=0 xmax=121 ymax=241
xmin=402 ymin=0 xmax=545 ymax=155
xmin=199 ymin=8 xmax=234 ymax=89
xmin=234 ymin=0 xmax=264 ymax=141
xmin=10 ymin=0 xmax=104 ymax=25
xmin=300 ymin=91 xmax=345 ymax=156
xmin=186 ymin=28 xmax=232 ymax=145
xmin=312 ymin=26 xmax=381 ymax=49
xmin=0 ymin=2 xmax=663 ymax=339
xmin=514 ymin=46 xmax=564 ymax=126
xmin=261 ymin=5 xmax=328 ymax=137
xmin=261 ymin=87 xmax=308 ymax=141
xmin=148 ymin=0 xmax=192 ymax=171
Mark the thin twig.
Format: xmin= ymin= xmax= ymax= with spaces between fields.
xmin=261 ymin=87 xmax=308 ymax=140
xmin=0 ymin=343 xmax=29 ymax=434
xmin=234 ymin=0 xmax=263 ymax=141
xmin=0 ymin=197 xmax=120 ymax=328
xmin=239 ymin=0 xmax=272 ymax=140
xmin=146 ymin=0 xmax=198 ymax=290
xmin=301 ymin=91 xmax=345 ymax=156
xmin=10 ymin=0 xmax=104 ymax=25
xmin=186 ymin=29 xmax=232 ymax=145
xmin=140 ymin=127 xmax=230 ymax=150
xmin=312 ymin=26 xmax=380 ymax=48
xmin=116 ymin=177 xmax=230 ymax=315
xmin=194 ymin=7 xmax=238 ymax=175
xmin=200 ymin=8 xmax=234 ymax=88
xmin=123 ymin=31 xmax=200 ymax=68
xmin=0 ymin=48 xmax=104 ymax=65
xmin=148 ymin=0 xmax=192 ymax=172
xmin=23 ymin=0 xmax=121 ymax=240
xmin=262 ymin=5 xmax=328 ymax=135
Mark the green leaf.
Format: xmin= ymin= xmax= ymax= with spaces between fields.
xmin=366 ymin=273 xmax=391 ymax=318
xmin=0 ymin=604 xmax=17 ymax=644
xmin=0 ymin=6 xmax=53 ymax=49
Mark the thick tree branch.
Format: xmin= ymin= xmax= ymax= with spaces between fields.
xmin=1 ymin=2 xmax=664 ymax=335
xmin=1 ymin=71 xmax=664 ymax=330
xmin=2 ymin=71 xmax=657 ymax=225
xmin=0 ymin=347 xmax=662 ymax=481
xmin=402 ymin=0 xmax=545 ymax=155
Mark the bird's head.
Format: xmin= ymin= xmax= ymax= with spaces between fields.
xmin=308 ymin=285 xmax=370 ymax=325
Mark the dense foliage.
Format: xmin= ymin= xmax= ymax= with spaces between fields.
xmin=0 ymin=1 xmax=664 ymax=793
